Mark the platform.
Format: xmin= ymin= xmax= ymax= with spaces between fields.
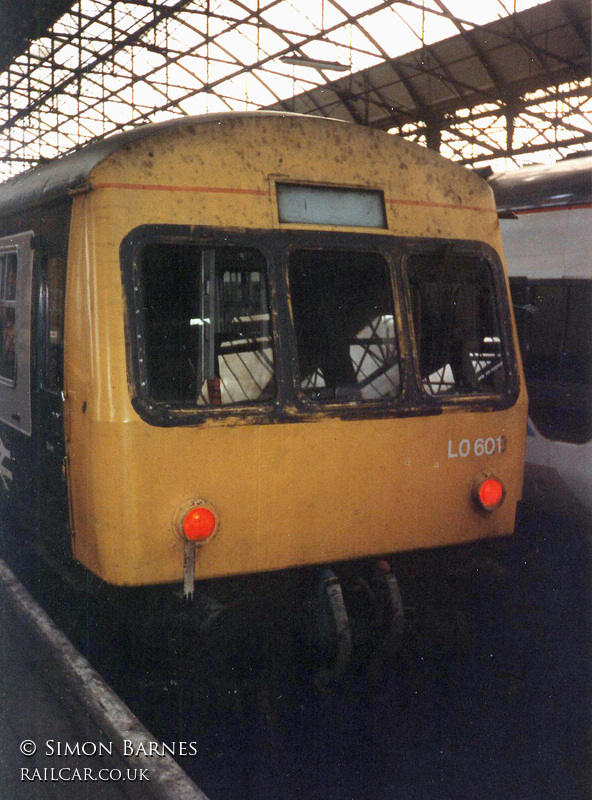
xmin=0 ymin=560 xmax=209 ymax=800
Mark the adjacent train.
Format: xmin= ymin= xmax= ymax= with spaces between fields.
xmin=0 ymin=112 xmax=527 ymax=662
xmin=489 ymin=155 xmax=591 ymax=518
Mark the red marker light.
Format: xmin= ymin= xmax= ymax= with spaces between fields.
xmin=473 ymin=475 xmax=505 ymax=512
xmin=183 ymin=506 xmax=217 ymax=542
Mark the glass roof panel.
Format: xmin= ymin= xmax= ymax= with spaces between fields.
xmin=0 ymin=0 xmax=588 ymax=180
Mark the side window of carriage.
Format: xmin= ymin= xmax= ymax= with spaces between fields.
xmin=404 ymin=245 xmax=509 ymax=397
xmin=0 ymin=250 xmax=17 ymax=385
xmin=41 ymin=256 xmax=66 ymax=392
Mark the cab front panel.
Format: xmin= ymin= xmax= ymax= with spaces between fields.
xmin=68 ymin=412 xmax=524 ymax=586
xmin=63 ymin=115 xmax=527 ymax=586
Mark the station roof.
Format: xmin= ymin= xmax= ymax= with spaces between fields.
xmin=266 ymin=0 xmax=590 ymax=132
xmin=0 ymin=0 xmax=73 ymax=73
xmin=0 ymin=0 xmax=589 ymax=178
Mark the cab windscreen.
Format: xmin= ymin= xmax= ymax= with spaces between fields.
xmin=406 ymin=249 xmax=507 ymax=396
xmin=288 ymin=249 xmax=400 ymax=403
xmin=139 ymin=244 xmax=275 ymax=407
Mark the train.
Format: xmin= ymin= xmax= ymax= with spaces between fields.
xmin=488 ymin=155 xmax=591 ymax=520
xmin=0 ymin=111 xmax=527 ymax=673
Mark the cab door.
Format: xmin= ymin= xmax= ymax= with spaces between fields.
xmin=35 ymin=253 xmax=70 ymax=551
xmin=0 ymin=232 xmax=34 ymax=519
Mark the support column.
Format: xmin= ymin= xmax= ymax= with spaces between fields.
xmin=425 ymin=115 xmax=443 ymax=152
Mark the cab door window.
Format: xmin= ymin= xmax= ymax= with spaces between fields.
xmin=0 ymin=231 xmax=34 ymax=436
xmin=0 ymin=251 xmax=17 ymax=383
xmin=41 ymin=257 xmax=66 ymax=392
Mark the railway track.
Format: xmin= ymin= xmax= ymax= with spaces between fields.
xmin=1 ymin=508 xmax=589 ymax=800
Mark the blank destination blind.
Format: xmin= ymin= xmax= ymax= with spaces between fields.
xmin=277 ymin=184 xmax=386 ymax=228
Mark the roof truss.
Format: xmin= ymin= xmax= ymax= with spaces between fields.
xmin=0 ymin=0 xmax=589 ymax=179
